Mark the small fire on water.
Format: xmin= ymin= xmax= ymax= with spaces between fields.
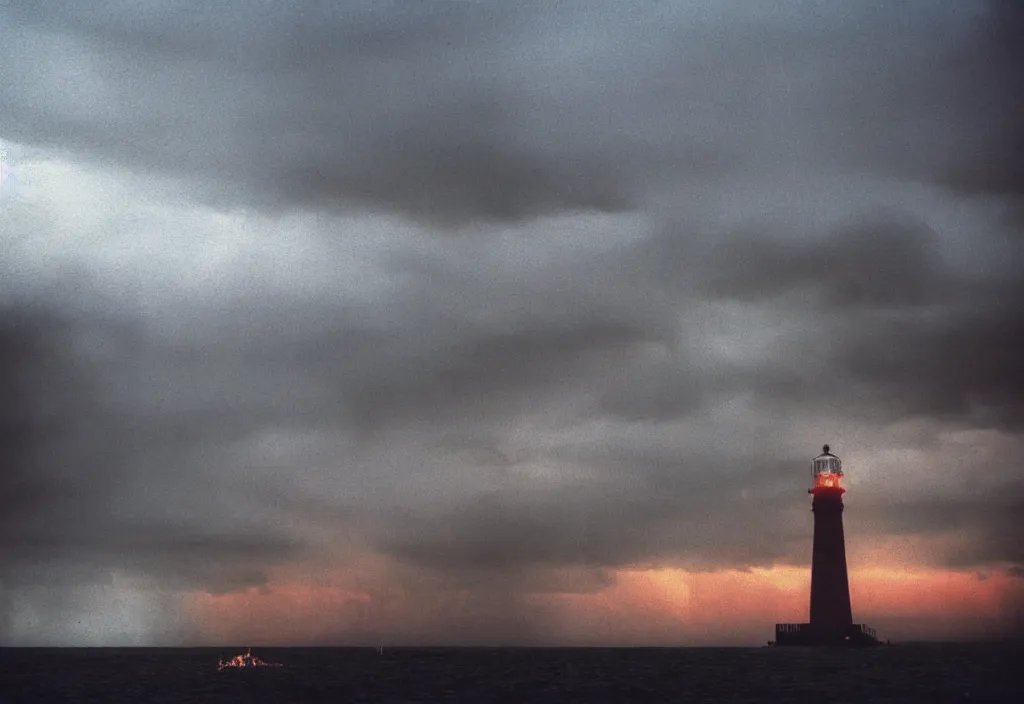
xmin=217 ymin=648 xmax=283 ymax=671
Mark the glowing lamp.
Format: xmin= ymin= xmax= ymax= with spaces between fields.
xmin=810 ymin=443 xmax=844 ymax=495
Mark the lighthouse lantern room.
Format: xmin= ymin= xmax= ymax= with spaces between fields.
xmin=811 ymin=444 xmax=843 ymax=493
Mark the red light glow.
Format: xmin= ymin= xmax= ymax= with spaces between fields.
xmin=813 ymin=472 xmax=843 ymax=491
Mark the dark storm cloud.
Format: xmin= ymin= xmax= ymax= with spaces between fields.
xmin=371 ymin=193 xmax=1024 ymax=578
xmin=939 ymin=0 xmax=1024 ymax=202
xmin=595 ymin=354 xmax=710 ymax=422
xmin=703 ymin=215 xmax=951 ymax=311
xmin=0 ymin=0 xmax=654 ymax=223
xmin=586 ymin=205 xmax=1024 ymax=434
xmin=1 ymin=300 xmax=113 ymax=557
xmin=2 ymin=0 xmax=1023 ymax=644
xmin=374 ymin=441 xmax=815 ymax=575
xmin=0 ymin=251 xmax=674 ymax=603
xmin=832 ymin=282 xmax=1024 ymax=431
xmin=344 ymin=321 xmax=650 ymax=434
xmin=788 ymin=0 xmax=1023 ymax=213
xmin=863 ymin=484 xmax=1024 ymax=570
xmin=0 ymin=295 xmax=305 ymax=594
xmin=0 ymin=0 xmax=972 ymax=226
xmin=687 ymin=210 xmax=1024 ymax=430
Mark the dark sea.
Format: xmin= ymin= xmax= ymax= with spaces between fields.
xmin=0 ymin=643 xmax=1019 ymax=703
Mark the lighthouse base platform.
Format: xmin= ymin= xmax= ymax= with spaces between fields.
xmin=773 ymin=623 xmax=881 ymax=647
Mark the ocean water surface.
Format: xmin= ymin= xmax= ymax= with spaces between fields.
xmin=0 ymin=642 xmax=1018 ymax=703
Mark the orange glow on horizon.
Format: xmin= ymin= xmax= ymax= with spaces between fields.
xmin=185 ymin=559 xmax=1022 ymax=645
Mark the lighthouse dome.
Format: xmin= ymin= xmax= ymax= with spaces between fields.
xmin=813 ymin=444 xmax=842 ymax=477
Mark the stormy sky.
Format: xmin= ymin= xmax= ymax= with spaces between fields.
xmin=1 ymin=0 xmax=1022 ymax=646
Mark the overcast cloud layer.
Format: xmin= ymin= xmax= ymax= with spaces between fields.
xmin=1 ymin=0 xmax=1022 ymax=645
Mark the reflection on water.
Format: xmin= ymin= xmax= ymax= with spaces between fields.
xmin=217 ymin=647 xmax=282 ymax=671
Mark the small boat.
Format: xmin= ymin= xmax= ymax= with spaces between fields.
xmin=217 ymin=648 xmax=283 ymax=671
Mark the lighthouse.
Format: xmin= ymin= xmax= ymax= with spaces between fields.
xmin=774 ymin=445 xmax=879 ymax=646
xmin=809 ymin=444 xmax=853 ymax=631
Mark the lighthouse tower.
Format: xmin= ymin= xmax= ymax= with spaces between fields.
xmin=808 ymin=445 xmax=853 ymax=632
xmin=774 ymin=445 xmax=879 ymax=646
